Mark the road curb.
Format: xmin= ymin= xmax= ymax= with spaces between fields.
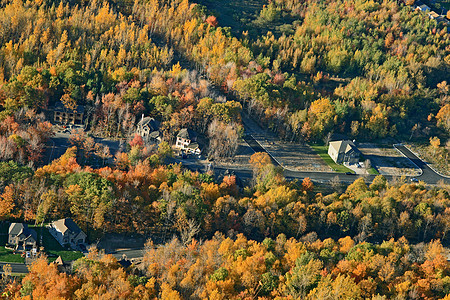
xmin=402 ymin=144 xmax=450 ymax=179
xmin=393 ymin=144 xmax=423 ymax=177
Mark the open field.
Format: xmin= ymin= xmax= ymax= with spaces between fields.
xmin=242 ymin=115 xmax=330 ymax=172
xmin=407 ymin=143 xmax=450 ymax=177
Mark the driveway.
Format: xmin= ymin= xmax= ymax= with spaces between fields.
xmin=238 ymin=115 xmax=449 ymax=185
xmin=44 ymin=132 xmax=122 ymax=164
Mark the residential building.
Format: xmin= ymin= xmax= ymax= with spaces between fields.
xmin=175 ymin=128 xmax=201 ymax=155
xmin=328 ymin=140 xmax=361 ymax=164
xmin=54 ymin=256 xmax=73 ymax=273
xmin=49 ymin=218 xmax=86 ymax=248
xmin=52 ymin=102 xmax=84 ymax=125
xmin=8 ymin=223 xmax=37 ymax=250
xmin=136 ymin=115 xmax=161 ymax=144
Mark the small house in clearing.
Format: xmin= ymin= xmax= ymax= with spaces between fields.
xmin=175 ymin=128 xmax=201 ymax=155
xmin=8 ymin=223 xmax=37 ymax=250
xmin=49 ymin=218 xmax=86 ymax=248
xmin=328 ymin=140 xmax=360 ymax=165
xmin=136 ymin=115 xmax=161 ymax=144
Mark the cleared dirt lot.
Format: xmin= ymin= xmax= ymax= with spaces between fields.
xmin=358 ymin=143 xmax=421 ymax=176
xmin=256 ymin=137 xmax=331 ymax=172
xmin=214 ymin=140 xmax=254 ymax=170
xmin=242 ymin=115 xmax=330 ymax=172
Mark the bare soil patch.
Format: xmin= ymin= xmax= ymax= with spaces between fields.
xmin=358 ymin=143 xmax=421 ymax=176
xmin=242 ymin=115 xmax=329 ymax=172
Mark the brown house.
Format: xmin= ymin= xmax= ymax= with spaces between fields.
xmin=136 ymin=115 xmax=161 ymax=144
xmin=52 ymin=102 xmax=84 ymax=125
xmin=49 ymin=218 xmax=87 ymax=248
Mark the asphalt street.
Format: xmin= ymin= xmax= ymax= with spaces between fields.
xmin=0 ymin=262 xmax=28 ymax=274
xmin=394 ymin=144 xmax=449 ymax=184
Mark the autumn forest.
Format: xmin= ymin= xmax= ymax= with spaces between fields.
xmin=0 ymin=0 xmax=449 ymax=298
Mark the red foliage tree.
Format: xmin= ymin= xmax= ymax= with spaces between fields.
xmin=206 ymin=16 xmax=218 ymax=27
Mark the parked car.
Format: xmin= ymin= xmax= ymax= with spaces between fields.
xmin=410 ymin=177 xmax=419 ymax=182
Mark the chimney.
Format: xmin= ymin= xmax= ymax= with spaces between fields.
xmin=141 ymin=114 xmax=144 ymax=122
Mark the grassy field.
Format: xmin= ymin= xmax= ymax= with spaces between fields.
xmin=310 ymin=145 xmax=354 ymax=173
xmin=0 ymin=246 xmax=25 ymax=263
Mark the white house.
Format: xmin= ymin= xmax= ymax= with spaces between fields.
xmin=175 ymin=128 xmax=201 ymax=155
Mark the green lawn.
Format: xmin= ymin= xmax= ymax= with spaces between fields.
xmin=367 ymin=167 xmax=379 ymax=175
xmin=30 ymin=226 xmax=84 ymax=262
xmin=0 ymin=246 xmax=25 ymax=263
xmin=310 ymin=145 xmax=354 ymax=173
xmin=47 ymin=250 xmax=84 ymax=262
xmin=0 ymin=224 xmax=83 ymax=263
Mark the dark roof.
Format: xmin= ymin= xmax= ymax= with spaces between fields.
xmin=9 ymin=223 xmax=26 ymax=236
xmin=187 ymin=142 xmax=200 ymax=150
xmin=138 ymin=116 xmax=160 ymax=131
xmin=53 ymin=102 xmax=85 ymax=114
xmin=177 ymin=128 xmax=197 ymax=140
xmin=8 ymin=223 xmax=37 ymax=240
xmin=53 ymin=218 xmax=82 ymax=235
xmin=118 ymin=259 xmax=132 ymax=268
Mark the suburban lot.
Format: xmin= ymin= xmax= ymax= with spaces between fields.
xmin=242 ymin=115 xmax=330 ymax=172
xmin=358 ymin=143 xmax=421 ymax=176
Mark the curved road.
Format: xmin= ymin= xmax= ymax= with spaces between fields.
xmin=394 ymin=144 xmax=449 ymax=184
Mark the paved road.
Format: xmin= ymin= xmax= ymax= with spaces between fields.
xmin=44 ymin=122 xmax=449 ymax=186
xmin=109 ymin=249 xmax=145 ymax=261
xmin=394 ymin=144 xmax=449 ymax=184
xmin=0 ymin=262 xmax=28 ymax=274
xmin=45 ymin=132 xmax=122 ymax=165
xmin=239 ymin=115 xmax=449 ymax=185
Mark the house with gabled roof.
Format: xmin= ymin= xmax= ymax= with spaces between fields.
xmin=136 ymin=115 xmax=161 ymax=144
xmin=328 ymin=140 xmax=360 ymax=164
xmin=8 ymin=223 xmax=37 ymax=250
xmin=175 ymin=128 xmax=202 ymax=155
xmin=49 ymin=218 xmax=86 ymax=248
